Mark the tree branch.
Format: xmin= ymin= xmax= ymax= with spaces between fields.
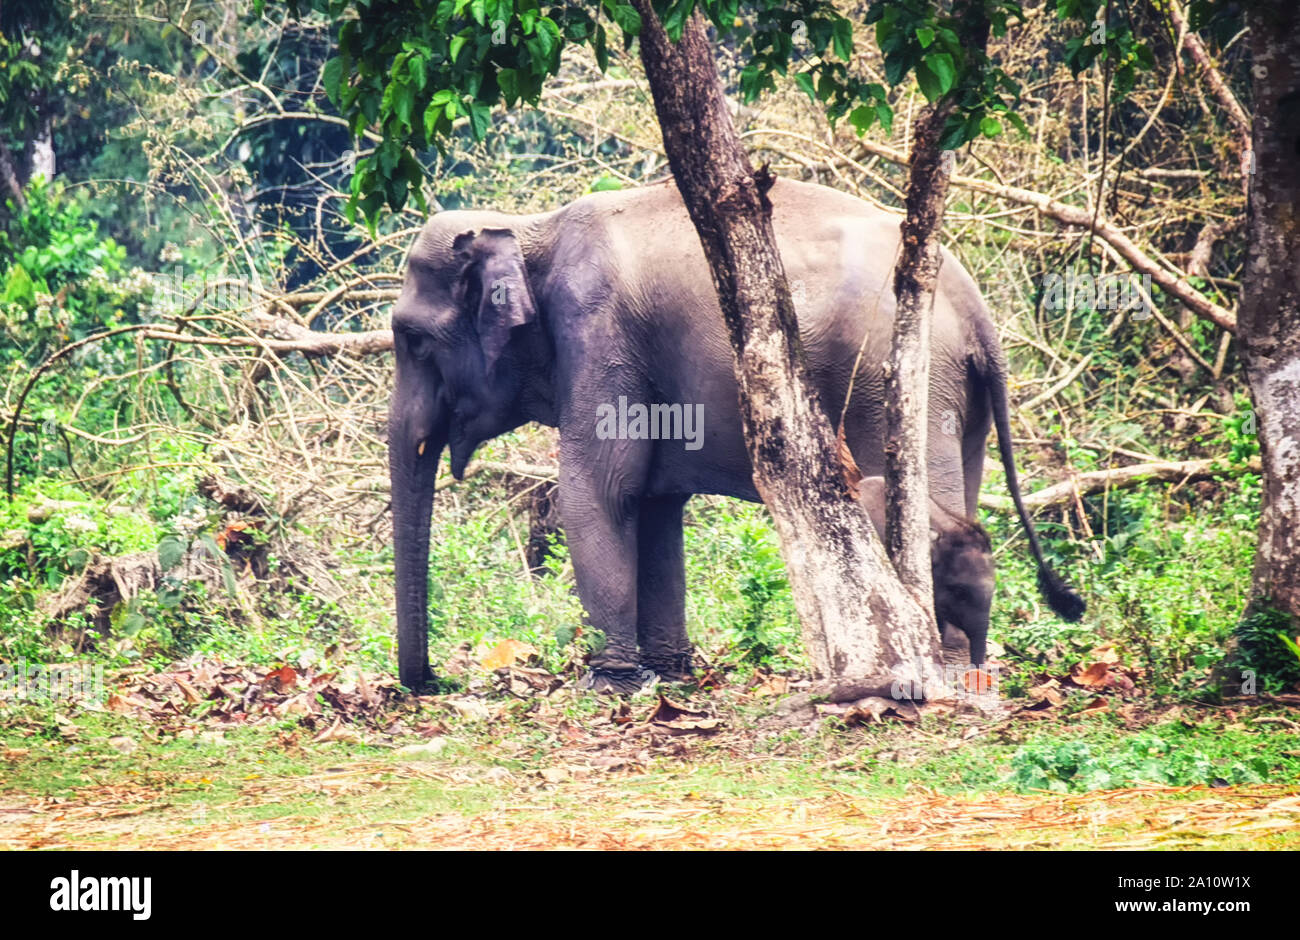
xmin=978 ymin=456 xmax=1261 ymax=512
xmin=847 ymin=136 xmax=1237 ymax=333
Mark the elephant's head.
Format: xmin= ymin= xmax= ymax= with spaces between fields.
xmin=388 ymin=217 xmax=549 ymax=689
xmin=931 ymin=518 xmax=995 ymax=668
xmin=854 ymin=476 xmax=996 ymax=667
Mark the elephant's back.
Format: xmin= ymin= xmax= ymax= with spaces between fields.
xmin=560 ymin=177 xmax=984 ymax=379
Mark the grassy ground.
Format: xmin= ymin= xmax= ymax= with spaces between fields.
xmin=2 ymin=432 xmax=1298 ymax=851
xmin=3 ymin=659 xmax=1299 ymax=850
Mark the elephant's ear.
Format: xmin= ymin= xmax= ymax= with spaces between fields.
xmin=454 ymin=228 xmax=537 ymax=374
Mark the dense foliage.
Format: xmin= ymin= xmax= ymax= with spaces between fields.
xmin=0 ymin=2 xmax=1294 ymax=789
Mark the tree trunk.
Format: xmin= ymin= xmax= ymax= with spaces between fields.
xmin=884 ymin=4 xmax=989 ymax=616
xmin=24 ymin=112 xmax=55 ymax=185
xmin=0 ymin=145 xmax=26 ymax=210
xmin=882 ymin=103 xmax=951 ymax=615
xmin=1238 ymin=2 xmax=1300 ymax=629
xmin=629 ymin=3 xmax=940 ymax=690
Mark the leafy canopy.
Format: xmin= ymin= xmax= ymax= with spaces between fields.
xmin=271 ymin=0 xmax=1149 ymax=226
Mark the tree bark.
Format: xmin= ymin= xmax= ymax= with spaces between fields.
xmin=1238 ymin=2 xmax=1300 ymax=628
xmin=629 ymin=3 xmax=940 ymax=689
xmin=0 ymin=146 xmax=26 ymax=210
xmin=25 ymin=112 xmax=55 ymax=184
xmin=885 ymin=1 xmax=989 ymax=620
xmin=882 ymin=106 xmax=949 ymax=615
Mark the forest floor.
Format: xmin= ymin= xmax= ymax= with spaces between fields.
xmin=3 ymin=652 xmax=1300 ymax=850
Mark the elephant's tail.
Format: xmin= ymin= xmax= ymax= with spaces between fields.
xmin=983 ymin=340 xmax=1087 ymax=622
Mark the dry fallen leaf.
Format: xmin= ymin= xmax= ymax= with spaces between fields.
xmin=1089 ymin=645 xmax=1120 ymax=664
xmin=1073 ymin=662 xmax=1111 ymax=688
xmin=648 ymin=693 xmax=707 ymax=724
xmin=1079 ymin=696 xmax=1110 ymax=715
xmin=480 ymin=639 xmax=539 ymax=671
xmin=172 ymin=675 xmax=204 ymax=704
xmin=312 ymin=718 xmax=361 ymax=744
xmin=751 ymin=674 xmax=789 ymax=697
xmin=263 ymin=664 xmax=298 ymax=692
xmin=647 ymin=693 xmax=723 ymax=734
xmin=1027 ymin=680 xmax=1064 ymax=707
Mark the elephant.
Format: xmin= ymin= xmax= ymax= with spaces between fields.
xmin=388 ymin=177 xmax=1085 ymax=693
xmin=854 ymin=475 xmax=996 ymax=668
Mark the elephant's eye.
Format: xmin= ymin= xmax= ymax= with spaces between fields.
xmin=402 ymin=329 xmax=435 ymax=361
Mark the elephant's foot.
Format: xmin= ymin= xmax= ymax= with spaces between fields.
xmin=581 ymin=664 xmax=658 ymax=695
xmin=641 ymin=650 xmax=694 ymax=683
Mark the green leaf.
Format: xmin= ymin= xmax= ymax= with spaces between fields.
xmin=875 ymin=102 xmax=893 ymax=135
xmin=322 ymin=56 xmax=344 ymax=104
xmin=937 ymin=115 xmax=969 ymax=151
xmin=498 ymin=67 xmax=520 ymax=105
xmin=921 ymin=52 xmax=956 ymax=95
xmin=831 ymin=19 xmax=853 ymax=60
xmin=848 ymin=104 xmax=876 ymax=136
xmin=915 ymin=26 xmax=935 ymax=48
xmin=914 ymin=60 xmax=942 ymax=102
xmin=467 ymin=100 xmax=492 ymax=140
xmin=610 ymin=2 xmax=641 ymax=37
xmin=593 ymin=24 xmax=609 ymax=72
xmin=980 ymin=116 xmax=1002 ymax=137
xmin=394 ymin=83 xmax=415 ymax=129
xmin=794 ymin=71 xmax=816 ymax=102
xmin=2 ymin=265 xmax=34 ymax=307
xmin=883 ymin=51 xmax=911 ymax=86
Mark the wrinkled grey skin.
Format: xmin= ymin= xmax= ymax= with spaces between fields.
xmin=389 ymin=178 xmax=1083 ymax=692
xmin=855 ymin=476 xmax=995 ymax=667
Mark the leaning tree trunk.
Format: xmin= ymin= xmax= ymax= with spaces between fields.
xmin=630 ymin=2 xmax=940 ymax=692
xmin=882 ymin=106 xmax=949 ymax=616
xmin=1238 ymin=2 xmax=1300 ymax=629
xmin=884 ymin=1 xmax=990 ymax=621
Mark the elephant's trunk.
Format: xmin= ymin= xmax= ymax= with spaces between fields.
xmin=389 ymin=369 xmax=448 ymax=692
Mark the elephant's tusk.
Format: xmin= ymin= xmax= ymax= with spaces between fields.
xmin=418 ymin=440 xmax=426 ymax=456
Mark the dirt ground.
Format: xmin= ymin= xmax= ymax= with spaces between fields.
xmin=3 ymin=655 xmax=1299 ymax=850
xmin=4 ymin=763 xmax=1300 ymax=850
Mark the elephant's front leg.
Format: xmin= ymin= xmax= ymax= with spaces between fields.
xmin=637 ymin=494 xmax=693 ymax=681
xmin=559 ymin=451 xmax=654 ymax=694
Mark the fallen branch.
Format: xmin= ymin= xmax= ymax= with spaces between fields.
xmin=979 ymin=456 xmax=1261 ymax=512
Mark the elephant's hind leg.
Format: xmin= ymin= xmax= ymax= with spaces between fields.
xmin=636 ymin=494 xmax=693 ymax=681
